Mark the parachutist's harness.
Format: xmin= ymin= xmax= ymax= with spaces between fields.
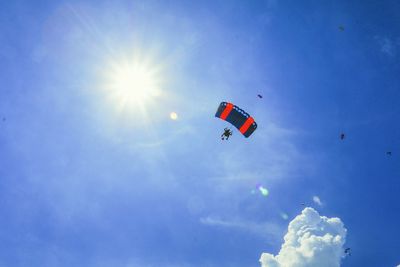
xmin=221 ymin=128 xmax=233 ymax=140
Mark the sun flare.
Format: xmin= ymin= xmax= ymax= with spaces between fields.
xmin=103 ymin=57 xmax=163 ymax=114
xmin=113 ymin=63 xmax=158 ymax=101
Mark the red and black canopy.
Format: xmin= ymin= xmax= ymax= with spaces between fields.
xmin=215 ymin=102 xmax=257 ymax=138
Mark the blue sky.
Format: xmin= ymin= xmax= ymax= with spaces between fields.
xmin=1 ymin=0 xmax=400 ymax=266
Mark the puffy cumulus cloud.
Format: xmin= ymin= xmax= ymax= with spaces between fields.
xmin=260 ymin=208 xmax=347 ymax=267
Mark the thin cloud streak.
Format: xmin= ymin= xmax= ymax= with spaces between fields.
xmin=200 ymin=216 xmax=284 ymax=243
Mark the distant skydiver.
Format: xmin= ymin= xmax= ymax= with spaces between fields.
xmin=344 ymin=248 xmax=351 ymax=256
xmin=257 ymin=94 xmax=263 ymax=98
xmin=221 ymin=128 xmax=233 ymax=140
xmin=340 ymin=133 xmax=345 ymax=140
xmin=387 ymin=151 xmax=392 ymax=156
xmin=339 ymin=25 xmax=345 ymax=31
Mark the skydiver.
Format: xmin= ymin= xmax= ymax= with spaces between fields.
xmin=257 ymin=94 xmax=263 ymax=99
xmin=340 ymin=133 xmax=345 ymax=140
xmin=221 ymin=128 xmax=233 ymax=140
xmin=344 ymin=248 xmax=351 ymax=256
xmin=387 ymin=151 xmax=392 ymax=156
xmin=339 ymin=25 xmax=345 ymax=31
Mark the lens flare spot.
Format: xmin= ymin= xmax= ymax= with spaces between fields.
xmin=259 ymin=186 xmax=269 ymax=196
xmin=252 ymin=184 xmax=269 ymax=197
xmin=170 ymin=112 xmax=178 ymax=120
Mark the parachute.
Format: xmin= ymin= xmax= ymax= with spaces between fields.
xmin=215 ymin=102 xmax=257 ymax=138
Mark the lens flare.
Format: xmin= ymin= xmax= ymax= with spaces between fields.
xmin=170 ymin=112 xmax=178 ymax=120
xmin=259 ymin=186 xmax=269 ymax=196
xmin=280 ymin=212 xmax=289 ymax=220
xmin=252 ymin=184 xmax=269 ymax=197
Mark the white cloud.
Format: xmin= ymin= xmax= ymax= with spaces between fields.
xmin=260 ymin=208 xmax=347 ymax=267
xmin=312 ymin=196 xmax=323 ymax=206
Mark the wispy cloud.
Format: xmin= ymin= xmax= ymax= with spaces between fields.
xmin=200 ymin=216 xmax=283 ymax=243
xmin=381 ymin=37 xmax=394 ymax=56
xmin=374 ymin=35 xmax=399 ymax=56
xmin=313 ymin=195 xmax=323 ymax=206
xmin=215 ymin=122 xmax=313 ymax=185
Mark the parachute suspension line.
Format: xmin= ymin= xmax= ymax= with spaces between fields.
xmin=239 ymin=117 xmax=255 ymax=134
xmin=220 ymin=103 xmax=234 ymax=120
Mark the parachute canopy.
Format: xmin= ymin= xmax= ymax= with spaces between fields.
xmin=215 ymin=102 xmax=257 ymax=138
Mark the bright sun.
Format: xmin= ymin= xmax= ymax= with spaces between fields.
xmin=103 ymin=58 xmax=162 ymax=113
